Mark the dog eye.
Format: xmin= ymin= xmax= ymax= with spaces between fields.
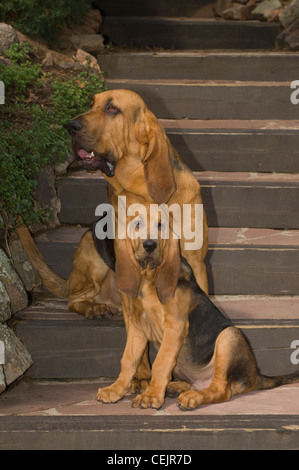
xmin=105 ymin=103 xmax=120 ymax=115
xmin=157 ymin=221 xmax=163 ymax=230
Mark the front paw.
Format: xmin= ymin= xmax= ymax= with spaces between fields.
xmin=131 ymin=391 xmax=164 ymax=410
xmin=177 ymin=390 xmax=202 ymax=411
xmin=130 ymin=377 xmax=150 ymax=394
xmin=97 ymin=385 xmax=125 ymax=403
xmin=86 ymin=303 xmax=112 ymax=319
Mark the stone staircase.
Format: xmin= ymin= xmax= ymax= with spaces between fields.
xmin=2 ymin=5 xmax=299 ymax=450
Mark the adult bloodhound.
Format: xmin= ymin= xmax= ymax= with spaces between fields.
xmin=19 ymin=89 xmax=208 ymax=318
xmin=96 ymin=202 xmax=299 ymax=410
xmin=18 ymin=89 xmax=208 ymax=391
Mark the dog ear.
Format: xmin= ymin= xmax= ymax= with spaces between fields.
xmin=142 ymin=112 xmax=176 ymax=204
xmin=115 ymin=238 xmax=141 ymax=298
xmin=155 ymin=237 xmax=181 ymax=304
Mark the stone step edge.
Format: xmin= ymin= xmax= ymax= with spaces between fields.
xmin=106 ymin=78 xmax=293 ymax=86
xmin=34 ymin=226 xmax=299 ymax=248
xmin=104 ymin=16 xmax=278 ymax=26
xmin=58 ymin=170 xmax=299 ymax=184
xmin=159 ymin=119 xmax=299 ymax=131
xmin=16 ymin=294 xmax=299 ymax=322
xmin=2 ymin=413 xmax=299 ymax=451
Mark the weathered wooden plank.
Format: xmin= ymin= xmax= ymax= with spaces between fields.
xmin=106 ymin=79 xmax=299 ymax=120
xmin=2 ymin=415 xmax=299 ymax=449
xmin=57 ymin=172 xmax=299 ymax=228
xmin=99 ymin=52 xmax=299 ymax=81
xmin=166 ymin=129 xmax=299 ymax=172
xmin=103 ymin=18 xmax=280 ymax=50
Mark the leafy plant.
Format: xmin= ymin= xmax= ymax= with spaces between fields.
xmin=0 ymin=0 xmax=90 ymax=41
xmin=0 ymin=42 xmax=106 ymax=229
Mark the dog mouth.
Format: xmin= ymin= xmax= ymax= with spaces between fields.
xmin=73 ymin=142 xmax=115 ymax=177
xmin=138 ymin=256 xmax=160 ymax=270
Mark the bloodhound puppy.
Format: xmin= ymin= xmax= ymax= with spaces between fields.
xmin=97 ymin=203 xmax=299 ymax=410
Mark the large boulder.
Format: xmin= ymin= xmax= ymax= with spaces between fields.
xmin=0 ymin=248 xmax=28 ymax=314
xmin=0 ymin=23 xmax=19 ymax=52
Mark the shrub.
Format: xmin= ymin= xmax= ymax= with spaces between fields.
xmin=0 ymin=42 xmax=106 ymax=229
xmin=0 ymin=0 xmax=90 ymax=41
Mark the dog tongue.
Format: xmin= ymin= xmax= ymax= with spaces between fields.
xmin=77 ymin=148 xmax=92 ymax=160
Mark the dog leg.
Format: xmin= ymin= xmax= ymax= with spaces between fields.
xmin=97 ymin=321 xmax=148 ymax=403
xmin=132 ymin=322 xmax=187 ymax=409
xmin=166 ymin=381 xmax=191 ymax=397
xmin=68 ymin=300 xmax=112 ymax=319
xmin=177 ymin=326 xmax=258 ymax=410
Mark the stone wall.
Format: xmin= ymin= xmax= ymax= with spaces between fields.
xmin=0 ymin=247 xmax=33 ymax=394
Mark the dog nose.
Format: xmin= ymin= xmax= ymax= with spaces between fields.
xmin=143 ymin=240 xmax=157 ymax=253
xmin=66 ymin=119 xmax=83 ymax=134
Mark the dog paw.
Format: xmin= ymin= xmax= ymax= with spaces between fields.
xmin=166 ymin=380 xmax=191 ymax=397
xmin=130 ymin=378 xmax=150 ymax=394
xmin=97 ymin=385 xmax=125 ymax=403
xmin=131 ymin=392 xmax=164 ymax=409
xmin=176 ymin=391 xmax=202 ymax=411
xmin=85 ymin=304 xmax=112 ymax=320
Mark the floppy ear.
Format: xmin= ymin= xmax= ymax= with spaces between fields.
xmin=155 ymin=237 xmax=181 ymax=304
xmin=115 ymin=239 xmax=141 ymax=298
xmin=142 ymin=113 xmax=176 ymax=204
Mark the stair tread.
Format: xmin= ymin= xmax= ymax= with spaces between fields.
xmin=1 ymin=378 xmax=299 ymax=418
xmin=107 ymin=77 xmax=292 ymax=86
xmin=35 ymin=226 xmax=299 ymax=248
xmin=160 ymin=119 xmax=299 ymax=131
xmin=15 ymin=294 xmax=299 ymax=321
xmin=59 ymin=169 xmax=299 ymax=184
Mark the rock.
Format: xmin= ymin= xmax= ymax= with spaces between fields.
xmin=252 ymin=0 xmax=282 ymax=21
xmin=71 ymin=34 xmax=104 ymax=54
xmin=277 ymin=17 xmax=299 ymax=49
xmin=0 ymin=323 xmax=32 ymax=387
xmin=279 ymin=0 xmax=299 ymax=28
xmin=0 ymin=248 xmax=28 ymax=314
xmin=0 ymin=367 xmax=5 ymax=394
xmin=0 ymin=280 xmax=11 ymax=323
xmin=75 ymin=48 xmax=102 ymax=72
xmin=215 ymin=0 xmax=233 ymax=16
xmin=9 ymin=237 xmax=41 ymax=291
xmin=0 ymin=23 xmax=19 ymax=52
xmin=54 ymin=152 xmax=75 ymax=176
xmin=34 ymin=165 xmax=61 ymax=229
xmin=223 ymin=3 xmax=256 ymax=20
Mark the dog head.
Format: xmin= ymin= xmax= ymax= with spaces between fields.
xmin=115 ymin=202 xmax=181 ymax=304
xmin=66 ymin=89 xmax=176 ymax=204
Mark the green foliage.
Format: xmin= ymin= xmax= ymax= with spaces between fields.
xmin=0 ymin=0 xmax=90 ymax=41
xmin=0 ymin=42 xmax=106 ymax=229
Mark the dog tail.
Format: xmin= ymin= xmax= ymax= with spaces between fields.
xmin=16 ymin=225 xmax=69 ymax=299
xmin=257 ymin=370 xmax=299 ymax=390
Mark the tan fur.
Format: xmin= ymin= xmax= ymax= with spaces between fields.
xmin=17 ymin=225 xmax=121 ymax=319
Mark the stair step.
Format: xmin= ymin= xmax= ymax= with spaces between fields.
xmin=57 ymin=171 xmax=299 ymax=229
xmin=34 ymin=226 xmax=299 ymax=295
xmin=98 ymin=0 xmax=216 ymax=17
xmin=162 ymin=119 xmax=299 ymax=172
xmin=102 ymin=17 xmax=280 ymax=50
xmin=1 ymin=378 xmax=299 ymax=449
xmin=105 ymin=79 xmax=299 ymax=120
xmin=9 ymin=295 xmax=299 ymax=380
xmin=99 ymin=51 xmax=299 ymax=82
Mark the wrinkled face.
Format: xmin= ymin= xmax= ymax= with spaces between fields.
xmin=127 ymin=204 xmax=170 ymax=270
xmin=66 ymin=89 xmax=147 ymax=175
